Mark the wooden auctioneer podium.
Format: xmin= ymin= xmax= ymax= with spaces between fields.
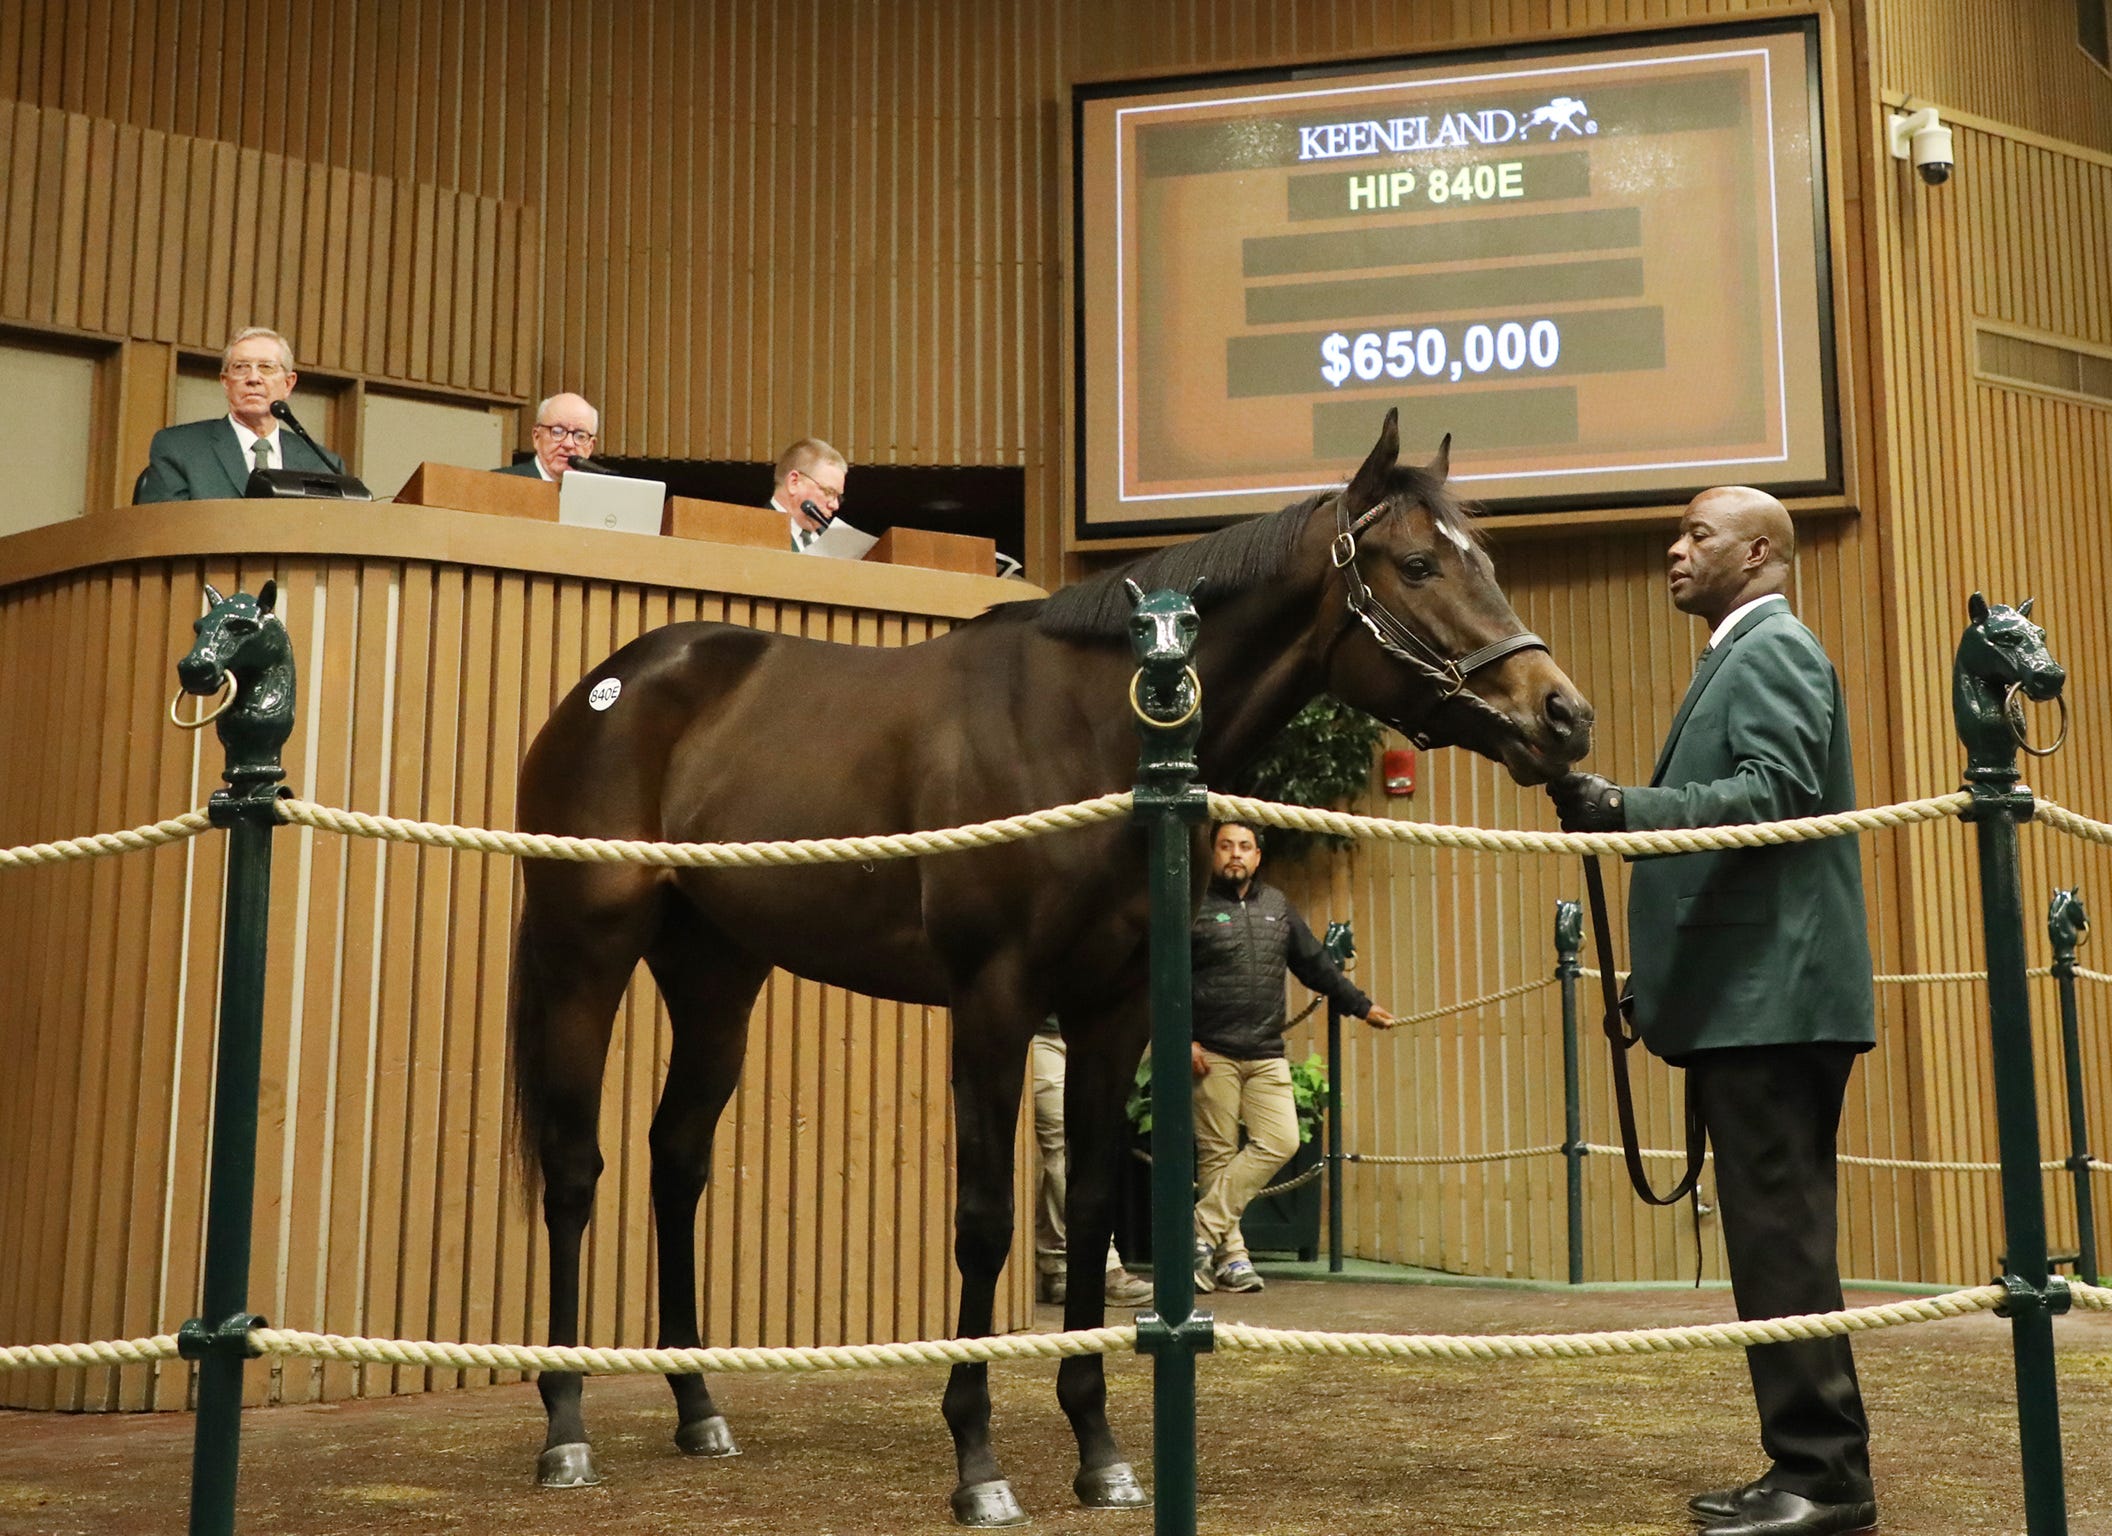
xmin=395 ymin=461 xmax=999 ymax=575
xmin=0 ymin=472 xmax=1039 ymax=1413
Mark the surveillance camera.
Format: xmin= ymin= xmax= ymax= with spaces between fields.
xmin=1888 ymin=106 xmax=1954 ymax=186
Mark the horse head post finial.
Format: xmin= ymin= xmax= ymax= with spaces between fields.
xmin=1953 ymin=591 xmax=2067 ymax=798
xmin=2048 ymin=887 xmax=2089 ymax=971
xmin=1127 ymin=583 xmax=1205 ymax=805
xmin=174 ymin=582 xmax=297 ymax=813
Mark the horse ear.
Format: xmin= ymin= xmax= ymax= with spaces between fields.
xmin=2018 ymin=596 xmax=2035 ymax=619
xmin=1968 ymin=591 xmax=1989 ymax=623
xmin=1426 ymin=433 xmax=1452 ymax=483
xmin=1123 ymin=577 xmax=1145 ymax=610
xmin=203 ymin=583 xmax=226 ymax=609
xmin=258 ymin=579 xmax=278 ymax=616
xmin=1346 ymin=408 xmax=1400 ymax=512
xmin=1186 ymin=576 xmax=1208 ymax=603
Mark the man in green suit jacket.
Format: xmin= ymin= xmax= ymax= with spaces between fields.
xmin=1549 ymin=488 xmax=1877 ymax=1536
xmin=135 ymin=327 xmax=345 ymax=502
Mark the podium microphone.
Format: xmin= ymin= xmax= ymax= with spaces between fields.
xmin=798 ymin=498 xmax=836 ymax=531
xmin=565 ymin=453 xmax=617 ymax=475
xmin=268 ymin=399 xmax=332 ymax=464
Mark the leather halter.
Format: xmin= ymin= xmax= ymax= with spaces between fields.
xmin=1329 ymin=496 xmax=1549 ymax=746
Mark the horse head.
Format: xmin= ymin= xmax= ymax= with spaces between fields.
xmin=176 ymin=581 xmax=297 ymax=787
xmin=1318 ymin=410 xmax=1592 ymax=785
xmin=1953 ymin=592 xmax=2066 ymax=767
xmin=2049 ymin=886 xmax=2089 ymax=958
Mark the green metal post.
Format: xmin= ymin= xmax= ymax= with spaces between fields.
xmin=1322 ymin=921 xmax=1352 ymax=1274
xmin=2047 ymin=889 xmax=2098 ymax=1287
xmin=174 ymin=586 xmax=294 ymax=1536
xmin=1127 ymin=589 xmax=1210 ymax=1536
xmin=1555 ymin=900 xmax=1584 ymax=1286
xmin=1954 ymin=597 xmax=2069 ymax=1535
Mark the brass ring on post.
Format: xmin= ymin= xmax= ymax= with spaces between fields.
xmin=2005 ymin=681 xmax=2069 ymax=758
xmin=1129 ymin=667 xmax=1202 ymax=730
xmin=169 ymin=676 xmax=238 ymax=731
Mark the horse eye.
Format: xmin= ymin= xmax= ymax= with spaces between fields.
xmin=1401 ymin=556 xmax=1439 ymax=582
xmin=225 ymin=617 xmax=258 ymax=635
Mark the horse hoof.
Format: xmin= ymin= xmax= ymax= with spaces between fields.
xmin=951 ymin=1479 xmax=1030 ymax=1527
xmin=1075 ymin=1462 xmax=1151 ymax=1509
xmin=536 ymin=1442 xmax=602 ymax=1488
xmin=675 ymin=1414 xmax=740 ymax=1458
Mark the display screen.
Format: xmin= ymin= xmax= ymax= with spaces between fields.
xmin=1072 ymin=20 xmax=1839 ymax=539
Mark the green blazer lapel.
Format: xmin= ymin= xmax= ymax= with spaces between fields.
xmin=1647 ymin=601 xmax=1787 ymax=784
xmin=210 ymin=420 xmax=252 ymax=496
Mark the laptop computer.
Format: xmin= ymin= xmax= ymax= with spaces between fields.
xmin=558 ymin=471 xmax=666 ymax=535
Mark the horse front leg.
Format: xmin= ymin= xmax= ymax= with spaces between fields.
xmin=1057 ymin=995 xmax=1151 ymax=1511
xmin=939 ymin=986 xmax=1034 ymax=1527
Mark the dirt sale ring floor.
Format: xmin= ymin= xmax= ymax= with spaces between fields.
xmin=3 ymin=1273 xmax=2108 ymax=1535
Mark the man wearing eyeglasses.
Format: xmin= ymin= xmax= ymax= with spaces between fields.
xmin=135 ymin=327 xmax=346 ymax=503
xmin=770 ymin=437 xmax=866 ymax=555
xmin=501 ymin=393 xmax=602 ymax=481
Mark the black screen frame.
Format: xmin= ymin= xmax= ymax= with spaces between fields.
xmin=1070 ymin=16 xmax=1845 ymax=543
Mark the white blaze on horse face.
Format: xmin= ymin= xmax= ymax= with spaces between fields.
xmin=1438 ymin=521 xmax=1473 ymax=555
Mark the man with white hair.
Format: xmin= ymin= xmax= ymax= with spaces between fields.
xmin=135 ymin=327 xmax=346 ymax=502
xmin=501 ymin=392 xmax=601 ymax=480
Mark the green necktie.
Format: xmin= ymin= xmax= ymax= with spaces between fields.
xmin=252 ymin=437 xmax=272 ymax=473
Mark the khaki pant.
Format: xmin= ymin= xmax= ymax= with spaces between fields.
xmin=1192 ymin=1049 xmax=1299 ymax=1267
xmin=1030 ymin=1033 xmax=1120 ymax=1276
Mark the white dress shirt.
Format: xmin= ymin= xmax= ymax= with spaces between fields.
xmin=771 ymin=495 xmax=821 ymax=553
xmin=1708 ymin=592 xmax=1788 ymax=651
xmin=228 ymin=415 xmax=284 ymax=470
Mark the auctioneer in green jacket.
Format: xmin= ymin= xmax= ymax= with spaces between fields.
xmin=1619 ymin=599 xmax=1876 ymax=1061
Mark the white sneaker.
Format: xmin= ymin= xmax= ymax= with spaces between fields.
xmin=1192 ymin=1239 xmax=1217 ymax=1294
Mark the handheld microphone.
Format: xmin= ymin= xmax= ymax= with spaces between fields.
xmin=268 ymin=399 xmax=332 ymax=465
xmin=798 ymin=498 xmax=836 ymax=531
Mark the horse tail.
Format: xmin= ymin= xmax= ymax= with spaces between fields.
xmin=506 ymin=906 xmax=553 ymax=1207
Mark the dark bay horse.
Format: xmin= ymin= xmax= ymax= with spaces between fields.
xmin=507 ymin=411 xmax=1593 ymax=1521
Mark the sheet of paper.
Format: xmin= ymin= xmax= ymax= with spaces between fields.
xmin=808 ymin=517 xmax=878 ymax=560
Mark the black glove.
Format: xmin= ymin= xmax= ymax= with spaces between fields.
xmin=1548 ymin=772 xmax=1626 ymax=832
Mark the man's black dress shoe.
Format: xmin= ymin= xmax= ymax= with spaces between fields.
xmin=1701 ymin=1487 xmax=1877 ymax=1535
xmin=1688 ymin=1480 xmax=1764 ymax=1521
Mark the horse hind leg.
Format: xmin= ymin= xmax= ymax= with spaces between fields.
xmin=511 ymin=871 xmax=658 ymax=1489
xmin=939 ymin=975 xmax=1037 ymax=1528
xmin=642 ymin=900 xmax=769 ymax=1461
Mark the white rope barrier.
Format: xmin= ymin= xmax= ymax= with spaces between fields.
xmin=0 ymin=810 xmax=213 ymax=870
xmin=272 ymin=793 xmax=1135 ymax=866
xmin=1204 ymin=790 xmax=1972 ymax=858
xmin=1383 ymin=975 xmax=1556 ymax=1026
xmin=1344 ymin=1145 xmax=1568 ymax=1167
xmin=1212 ymin=1286 xmax=2010 ymax=1361
xmin=20 ymin=1280 xmax=2097 ymax=1378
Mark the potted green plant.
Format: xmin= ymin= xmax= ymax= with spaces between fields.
xmin=1118 ymin=1052 xmax=1329 ymax=1262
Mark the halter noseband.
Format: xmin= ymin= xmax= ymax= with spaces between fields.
xmin=1330 ymin=497 xmax=1548 ymax=746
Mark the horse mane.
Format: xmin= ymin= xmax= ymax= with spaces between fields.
xmin=979 ymin=464 xmax=1472 ymax=640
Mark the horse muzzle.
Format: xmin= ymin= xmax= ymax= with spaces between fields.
xmin=177 ymin=653 xmax=227 ymax=694
xmin=2019 ymin=664 xmax=2066 ymax=703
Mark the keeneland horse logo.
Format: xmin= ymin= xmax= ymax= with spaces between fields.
xmin=1524 ymin=96 xmax=1594 ymax=138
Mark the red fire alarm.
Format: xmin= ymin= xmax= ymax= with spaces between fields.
xmin=1382 ymin=747 xmax=1417 ymax=797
